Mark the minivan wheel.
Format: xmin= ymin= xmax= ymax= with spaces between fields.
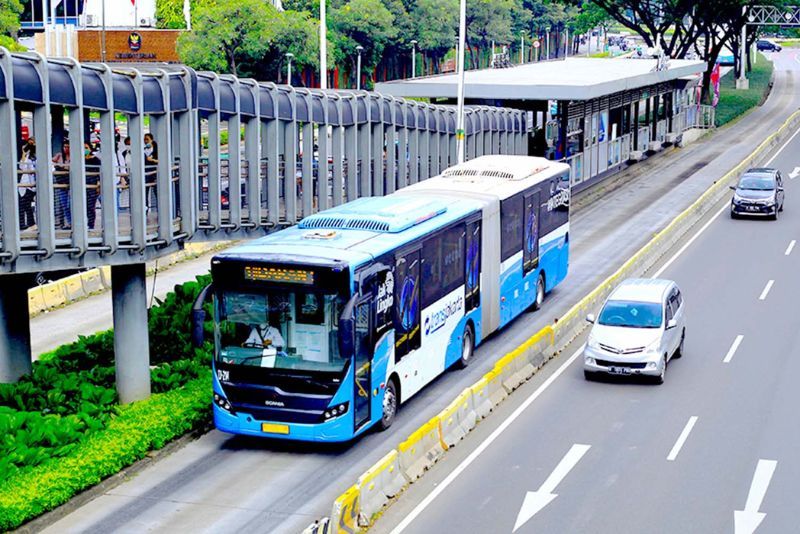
xmin=674 ymin=329 xmax=685 ymax=359
xmin=456 ymin=324 xmax=475 ymax=369
xmin=378 ymin=379 xmax=398 ymax=431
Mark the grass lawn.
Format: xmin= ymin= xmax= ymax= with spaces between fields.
xmin=715 ymin=52 xmax=774 ymax=127
xmin=776 ymin=39 xmax=800 ymax=47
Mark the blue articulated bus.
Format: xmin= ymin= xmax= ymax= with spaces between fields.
xmin=204 ymin=155 xmax=570 ymax=442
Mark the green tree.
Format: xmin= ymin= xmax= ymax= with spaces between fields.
xmin=0 ymin=0 xmax=23 ymax=39
xmin=264 ymin=10 xmax=321 ymax=83
xmin=412 ymin=0 xmax=458 ymax=73
xmin=330 ymin=0 xmax=397 ymax=87
xmin=177 ymin=0 xmax=277 ymax=76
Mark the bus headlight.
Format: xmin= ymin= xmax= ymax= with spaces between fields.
xmin=323 ymin=403 xmax=349 ymax=420
xmin=214 ymin=392 xmax=233 ymax=413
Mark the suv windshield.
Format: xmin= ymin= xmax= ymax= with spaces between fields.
xmin=598 ymin=300 xmax=662 ymax=328
xmin=738 ymin=175 xmax=775 ymax=191
xmin=215 ymin=288 xmax=347 ymax=373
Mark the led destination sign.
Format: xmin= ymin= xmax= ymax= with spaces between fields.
xmin=244 ymin=265 xmax=315 ymax=285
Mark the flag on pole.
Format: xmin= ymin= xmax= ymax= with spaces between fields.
xmin=710 ymin=62 xmax=721 ymax=107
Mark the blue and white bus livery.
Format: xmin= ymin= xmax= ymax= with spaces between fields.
xmin=200 ymin=155 xmax=570 ymax=442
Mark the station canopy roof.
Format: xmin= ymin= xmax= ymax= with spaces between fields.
xmin=375 ymin=57 xmax=707 ymax=101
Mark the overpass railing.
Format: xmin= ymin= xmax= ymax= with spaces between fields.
xmin=0 ymin=49 xmax=527 ymax=273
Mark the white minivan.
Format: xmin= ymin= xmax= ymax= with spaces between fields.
xmin=583 ymin=279 xmax=686 ymax=384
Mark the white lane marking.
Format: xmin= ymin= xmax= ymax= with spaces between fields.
xmin=765 ymin=126 xmax=800 ymax=165
xmin=651 ymin=204 xmax=727 ymax=279
xmin=387 ymin=345 xmax=586 ymax=534
xmin=512 ymin=443 xmax=591 ymax=532
xmin=723 ymin=335 xmax=745 ymax=364
xmin=759 ymin=280 xmax=774 ymax=301
xmin=785 ymin=240 xmax=795 ymax=255
xmin=734 ymin=459 xmax=778 ymax=534
xmin=789 ymin=167 xmax=800 ymax=179
xmin=666 ymin=416 xmax=698 ymax=461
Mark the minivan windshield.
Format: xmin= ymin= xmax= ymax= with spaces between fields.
xmin=598 ymin=300 xmax=662 ymax=328
xmin=737 ymin=175 xmax=775 ymax=191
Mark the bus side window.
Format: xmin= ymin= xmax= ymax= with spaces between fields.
xmin=421 ymin=234 xmax=443 ymax=307
xmin=465 ymin=221 xmax=481 ymax=312
xmin=523 ymin=191 xmax=540 ymax=275
xmin=394 ymin=250 xmax=421 ymax=360
xmin=500 ymin=195 xmax=523 ymax=262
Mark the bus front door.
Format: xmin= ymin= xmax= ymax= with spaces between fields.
xmin=353 ymin=298 xmax=372 ymax=429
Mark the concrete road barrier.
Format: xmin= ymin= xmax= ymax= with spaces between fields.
xmin=485 ymin=367 xmax=508 ymax=407
xmin=357 ymin=450 xmax=408 ymax=520
xmin=469 ymin=377 xmax=492 ymax=419
xmin=329 ymin=485 xmax=360 ymax=534
xmin=439 ymin=391 xmax=476 ymax=448
xmin=398 ymin=417 xmax=446 ymax=481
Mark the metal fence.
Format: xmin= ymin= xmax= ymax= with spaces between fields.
xmin=0 ymin=49 xmax=527 ymax=273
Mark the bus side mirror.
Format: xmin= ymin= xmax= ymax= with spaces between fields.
xmin=192 ymin=283 xmax=214 ymax=347
xmin=338 ymin=295 xmax=357 ymax=360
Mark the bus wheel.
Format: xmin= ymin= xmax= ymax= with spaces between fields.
xmin=456 ymin=324 xmax=475 ymax=369
xmin=379 ymin=379 xmax=398 ymax=431
xmin=533 ymin=274 xmax=545 ymax=311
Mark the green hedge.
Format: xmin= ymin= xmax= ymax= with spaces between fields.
xmin=0 ymin=274 xmax=216 ymax=529
xmin=0 ymin=375 xmax=211 ymax=531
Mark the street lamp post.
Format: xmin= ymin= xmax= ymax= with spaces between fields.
xmin=520 ymin=29 xmax=526 ymax=64
xmin=455 ymin=0 xmax=466 ymax=163
xmin=545 ymin=29 xmax=550 ymax=60
xmin=285 ymin=52 xmax=294 ymax=85
xmin=410 ymin=39 xmax=418 ymax=78
xmin=355 ymin=45 xmax=364 ymax=90
xmin=320 ymin=0 xmax=327 ymax=89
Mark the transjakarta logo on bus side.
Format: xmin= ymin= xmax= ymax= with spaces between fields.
xmin=424 ymin=295 xmax=464 ymax=336
xmin=547 ymin=188 xmax=570 ymax=211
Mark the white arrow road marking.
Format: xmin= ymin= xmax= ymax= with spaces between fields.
xmin=759 ymin=280 xmax=774 ymax=301
xmin=734 ymin=459 xmax=777 ymax=534
xmin=789 ymin=167 xmax=800 ymax=179
xmin=512 ymin=443 xmax=591 ymax=532
xmin=723 ymin=335 xmax=744 ymax=364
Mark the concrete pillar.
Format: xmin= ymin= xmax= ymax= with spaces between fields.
xmin=112 ymin=263 xmax=151 ymax=403
xmin=0 ymin=276 xmax=32 ymax=383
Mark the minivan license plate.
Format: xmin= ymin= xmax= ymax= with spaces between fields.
xmin=608 ymin=366 xmax=631 ymax=375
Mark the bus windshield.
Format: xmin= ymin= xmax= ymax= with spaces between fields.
xmin=215 ymin=288 xmax=347 ymax=373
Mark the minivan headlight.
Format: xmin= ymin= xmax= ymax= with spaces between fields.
xmin=644 ymin=338 xmax=661 ymax=357
xmin=587 ymin=335 xmax=600 ymax=350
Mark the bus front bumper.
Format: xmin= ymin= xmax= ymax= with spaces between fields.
xmin=214 ymin=404 xmax=357 ymax=442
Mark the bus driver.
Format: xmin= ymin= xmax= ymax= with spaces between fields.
xmin=244 ymin=323 xmax=285 ymax=350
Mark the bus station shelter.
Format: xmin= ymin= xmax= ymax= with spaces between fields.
xmin=376 ymin=57 xmax=706 ymax=191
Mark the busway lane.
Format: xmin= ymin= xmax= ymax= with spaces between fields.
xmin=373 ymin=120 xmax=800 ymax=533
xmin=42 ymin=56 xmax=800 ymax=534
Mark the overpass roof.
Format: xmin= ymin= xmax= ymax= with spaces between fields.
xmin=375 ymin=57 xmax=706 ymax=101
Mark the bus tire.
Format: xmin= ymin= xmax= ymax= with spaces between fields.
xmin=378 ymin=378 xmax=398 ymax=431
xmin=533 ymin=273 xmax=546 ymax=311
xmin=456 ymin=323 xmax=475 ymax=369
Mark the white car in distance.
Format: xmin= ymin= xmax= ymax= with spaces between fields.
xmin=583 ymin=278 xmax=686 ymax=384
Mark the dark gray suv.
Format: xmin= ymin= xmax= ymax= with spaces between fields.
xmin=730 ymin=168 xmax=785 ymax=220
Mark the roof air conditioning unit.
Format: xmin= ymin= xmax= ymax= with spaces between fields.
xmin=85 ymin=14 xmax=97 ymax=26
xmin=139 ymin=17 xmax=154 ymax=27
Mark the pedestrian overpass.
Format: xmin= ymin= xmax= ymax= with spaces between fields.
xmin=0 ymin=48 xmax=527 ymax=401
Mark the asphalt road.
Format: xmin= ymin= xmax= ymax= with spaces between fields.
xmin=41 ymin=50 xmax=800 ymax=534
xmin=373 ymin=81 xmax=800 ymax=534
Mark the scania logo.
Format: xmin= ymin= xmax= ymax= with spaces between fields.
xmin=264 ymin=400 xmax=285 ymax=407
